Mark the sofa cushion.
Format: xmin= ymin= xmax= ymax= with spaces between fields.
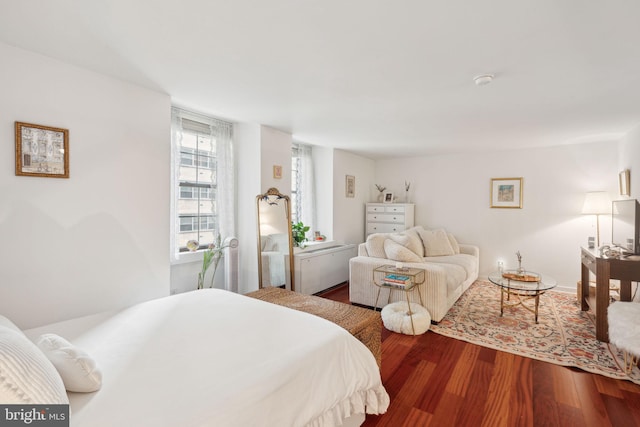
xmin=423 ymin=254 xmax=478 ymax=280
xmin=383 ymin=239 xmax=423 ymax=263
xmin=418 ymin=229 xmax=455 ymax=256
xmin=392 ymin=227 xmax=424 ymax=257
xmin=447 ymin=233 xmax=460 ymax=254
xmin=365 ymin=233 xmax=389 ymax=259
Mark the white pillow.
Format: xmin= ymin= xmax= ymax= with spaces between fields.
xmin=366 ymin=233 xmax=390 ymax=259
xmin=37 ymin=334 xmax=102 ymax=393
xmin=0 ymin=314 xmax=24 ymax=336
xmin=383 ymin=239 xmax=423 ymax=263
xmin=388 ymin=231 xmax=423 ymax=258
xmin=401 ymin=227 xmax=425 ymax=257
xmin=0 ymin=327 xmax=68 ymax=404
xmin=269 ymin=233 xmax=290 ymax=253
xmin=447 ymin=233 xmax=460 ymax=254
xmin=261 ymin=235 xmax=275 ymax=251
xmin=418 ymin=229 xmax=456 ymax=256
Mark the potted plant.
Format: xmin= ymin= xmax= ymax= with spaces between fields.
xmin=292 ymin=221 xmax=310 ymax=248
xmin=197 ymin=233 xmax=230 ymax=289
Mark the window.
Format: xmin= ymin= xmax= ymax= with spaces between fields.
xmin=291 ymin=145 xmax=301 ymax=224
xmin=291 ymin=143 xmax=315 ymax=236
xmin=171 ymin=107 xmax=234 ymax=256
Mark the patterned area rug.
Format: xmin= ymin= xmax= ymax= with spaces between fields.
xmin=431 ymin=280 xmax=640 ymax=385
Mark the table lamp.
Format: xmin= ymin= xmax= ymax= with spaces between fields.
xmin=581 ymin=191 xmax=611 ymax=247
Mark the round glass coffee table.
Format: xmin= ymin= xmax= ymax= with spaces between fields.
xmin=487 ymin=270 xmax=557 ymax=323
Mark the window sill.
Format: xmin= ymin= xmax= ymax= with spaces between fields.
xmin=171 ymin=250 xmax=204 ymax=266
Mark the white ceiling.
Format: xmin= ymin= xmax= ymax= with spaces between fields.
xmin=1 ymin=0 xmax=640 ymax=159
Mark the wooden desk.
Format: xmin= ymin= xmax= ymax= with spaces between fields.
xmin=580 ymin=247 xmax=640 ymax=341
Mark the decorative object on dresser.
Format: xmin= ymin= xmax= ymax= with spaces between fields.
xmin=490 ymin=177 xmax=523 ymax=208
xmin=404 ymin=180 xmax=411 ymax=203
xmin=366 ymin=203 xmax=415 ymax=236
xmin=383 ymin=191 xmax=394 ymax=203
xmin=15 ymin=121 xmax=69 ymax=178
xmin=375 ymin=184 xmax=386 ymax=202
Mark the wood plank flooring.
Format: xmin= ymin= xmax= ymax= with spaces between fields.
xmin=317 ymin=284 xmax=640 ymax=427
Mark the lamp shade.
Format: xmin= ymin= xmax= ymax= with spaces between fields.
xmin=581 ymin=191 xmax=612 ymax=215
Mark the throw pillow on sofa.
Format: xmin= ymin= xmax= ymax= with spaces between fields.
xmin=383 ymin=239 xmax=423 ymax=263
xmin=418 ymin=229 xmax=455 ymax=256
xmin=447 ymin=233 xmax=460 ymax=254
xmin=365 ymin=233 xmax=389 ymax=259
xmin=389 ymin=228 xmax=424 ymax=257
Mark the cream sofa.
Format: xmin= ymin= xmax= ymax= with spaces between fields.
xmin=349 ymin=226 xmax=479 ymax=322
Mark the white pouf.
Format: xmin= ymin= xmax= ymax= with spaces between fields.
xmin=381 ymin=302 xmax=431 ymax=335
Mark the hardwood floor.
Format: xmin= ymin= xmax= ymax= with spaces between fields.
xmin=317 ymin=284 xmax=640 ymax=427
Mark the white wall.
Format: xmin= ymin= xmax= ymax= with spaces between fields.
xmin=312 ymin=146 xmax=334 ymax=240
xmin=260 ymin=126 xmax=292 ymax=195
xmin=375 ymin=142 xmax=618 ymax=290
xmin=233 ymin=124 xmax=293 ymax=294
xmin=619 ymin=124 xmax=640 ymax=200
xmin=332 ymin=149 xmax=376 ymax=245
xmin=235 ymin=123 xmax=262 ymax=294
xmin=0 ymin=43 xmax=171 ymax=328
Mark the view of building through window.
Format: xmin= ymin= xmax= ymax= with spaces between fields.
xmin=177 ymin=127 xmax=218 ymax=250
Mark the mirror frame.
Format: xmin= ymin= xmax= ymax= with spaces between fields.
xmin=256 ymin=187 xmax=295 ymax=291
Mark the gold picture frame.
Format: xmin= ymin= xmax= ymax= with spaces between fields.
xmin=491 ymin=177 xmax=523 ymax=208
xmin=273 ymin=165 xmax=282 ymax=179
xmin=15 ymin=121 xmax=69 ymax=178
xmin=345 ymin=175 xmax=355 ymax=198
xmin=619 ymin=169 xmax=630 ymax=196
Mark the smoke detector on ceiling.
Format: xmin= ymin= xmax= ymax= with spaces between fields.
xmin=473 ymin=74 xmax=494 ymax=86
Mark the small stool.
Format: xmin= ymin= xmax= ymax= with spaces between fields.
xmin=381 ymin=302 xmax=431 ymax=335
xmin=608 ymin=301 xmax=640 ymax=373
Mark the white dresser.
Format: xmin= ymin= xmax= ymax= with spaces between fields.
xmin=366 ymin=203 xmax=415 ymax=235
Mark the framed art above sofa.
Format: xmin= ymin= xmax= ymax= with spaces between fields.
xmin=491 ymin=177 xmax=523 ymax=208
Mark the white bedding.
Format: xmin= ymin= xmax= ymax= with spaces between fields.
xmin=24 ymin=289 xmax=389 ymax=427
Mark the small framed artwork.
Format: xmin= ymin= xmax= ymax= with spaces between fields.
xmin=490 ymin=177 xmax=523 ymax=208
xmin=15 ymin=121 xmax=69 ymax=178
xmin=345 ymin=175 xmax=355 ymax=198
xmin=619 ymin=169 xmax=630 ymax=196
xmin=273 ymin=165 xmax=282 ymax=179
xmin=383 ymin=192 xmax=394 ymax=203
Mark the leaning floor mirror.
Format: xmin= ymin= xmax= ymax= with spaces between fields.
xmin=256 ymin=187 xmax=295 ymax=291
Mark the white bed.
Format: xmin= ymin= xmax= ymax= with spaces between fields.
xmin=20 ymin=289 xmax=389 ymax=426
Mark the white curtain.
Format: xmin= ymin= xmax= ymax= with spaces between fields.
xmin=296 ymin=143 xmax=316 ymax=240
xmin=214 ymin=120 xmax=235 ymax=240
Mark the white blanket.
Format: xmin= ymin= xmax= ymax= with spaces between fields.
xmin=24 ymin=289 xmax=389 ymax=427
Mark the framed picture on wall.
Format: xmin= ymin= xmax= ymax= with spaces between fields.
xmin=490 ymin=177 xmax=523 ymax=208
xmin=345 ymin=175 xmax=355 ymax=198
xmin=273 ymin=165 xmax=282 ymax=179
xmin=15 ymin=121 xmax=69 ymax=178
xmin=619 ymin=169 xmax=630 ymax=196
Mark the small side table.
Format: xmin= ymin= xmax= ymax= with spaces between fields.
xmin=372 ymin=265 xmax=426 ymax=335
